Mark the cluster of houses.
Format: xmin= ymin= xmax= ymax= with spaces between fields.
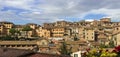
xmin=0 ymin=18 xmax=120 ymax=57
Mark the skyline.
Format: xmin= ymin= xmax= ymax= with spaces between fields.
xmin=0 ymin=0 xmax=120 ymax=25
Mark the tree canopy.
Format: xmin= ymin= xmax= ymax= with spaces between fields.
xmin=9 ymin=28 xmax=17 ymax=35
xmin=22 ymin=26 xmax=32 ymax=31
xmin=59 ymin=42 xmax=72 ymax=55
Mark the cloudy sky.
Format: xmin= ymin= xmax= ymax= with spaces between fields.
xmin=0 ymin=0 xmax=120 ymax=25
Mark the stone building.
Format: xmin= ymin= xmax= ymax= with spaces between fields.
xmin=36 ymin=27 xmax=51 ymax=38
xmin=112 ymin=32 xmax=120 ymax=46
xmin=84 ymin=27 xmax=95 ymax=41
xmin=0 ymin=21 xmax=14 ymax=35
xmin=51 ymin=27 xmax=65 ymax=37
xmin=100 ymin=18 xmax=111 ymax=22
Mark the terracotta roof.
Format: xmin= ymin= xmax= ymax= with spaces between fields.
xmin=91 ymin=42 xmax=100 ymax=46
xmin=112 ymin=31 xmax=120 ymax=35
xmin=22 ymin=53 xmax=70 ymax=57
xmin=0 ymin=21 xmax=13 ymax=24
xmin=0 ymin=48 xmax=33 ymax=57
xmin=0 ymin=48 xmax=70 ymax=57
xmin=66 ymin=40 xmax=87 ymax=45
xmin=26 ymin=23 xmax=38 ymax=25
xmin=98 ymin=34 xmax=107 ymax=39
xmin=14 ymin=25 xmax=25 ymax=28
xmin=0 ymin=41 xmax=37 ymax=45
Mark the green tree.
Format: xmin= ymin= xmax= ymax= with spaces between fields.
xmin=9 ymin=28 xmax=16 ymax=35
xmin=22 ymin=26 xmax=32 ymax=38
xmin=9 ymin=28 xmax=16 ymax=40
xmin=109 ymin=40 xmax=115 ymax=48
xmin=59 ymin=42 xmax=72 ymax=55
xmin=74 ymin=33 xmax=79 ymax=41
xmin=9 ymin=28 xmax=19 ymax=40
xmin=100 ymin=43 xmax=109 ymax=48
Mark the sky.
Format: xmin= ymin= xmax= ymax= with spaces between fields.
xmin=0 ymin=0 xmax=120 ymax=25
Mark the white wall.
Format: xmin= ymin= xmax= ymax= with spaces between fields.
xmin=71 ymin=51 xmax=82 ymax=57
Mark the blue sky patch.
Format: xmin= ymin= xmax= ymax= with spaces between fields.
xmin=83 ymin=13 xmax=107 ymax=20
xmin=1 ymin=7 xmax=28 ymax=14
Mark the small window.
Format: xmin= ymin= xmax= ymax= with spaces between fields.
xmin=92 ymin=37 xmax=94 ymax=39
xmin=87 ymin=33 xmax=88 ymax=35
xmin=92 ymin=33 xmax=93 ymax=35
xmin=117 ymin=28 xmax=119 ymax=30
xmin=87 ymin=37 xmax=88 ymax=39
xmin=74 ymin=54 xmax=78 ymax=57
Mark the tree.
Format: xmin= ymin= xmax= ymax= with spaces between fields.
xmin=59 ymin=41 xmax=72 ymax=55
xmin=0 ymin=35 xmax=15 ymax=40
xmin=22 ymin=26 xmax=32 ymax=31
xmin=74 ymin=33 xmax=79 ymax=41
xmin=9 ymin=28 xmax=19 ymax=40
xmin=99 ymin=43 xmax=109 ymax=48
xmin=109 ymin=40 xmax=115 ymax=48
xmin=85 ymin=48 xmax=117 ymax=57
xmin=22 ymin=26 xmax=32 ymax=38
xmin=9 ymin=28 xmax=16 ymax=40
xmin=9 ymin=28 xmax=16 ymax=35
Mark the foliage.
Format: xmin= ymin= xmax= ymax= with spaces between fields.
xmin=100 ymin=44 xmax=109 ymax=48
xmin=9 ymin=28 xmax=17 ymax=35
xmin=74 ymin=34 xmax=79 ymax=41
xmin=59 ymin=42 xmax=72 ymax=55
xmin=22 ymin=26 xmax=32 ymax=31
xmin=22 ymin=26 xmax=32 ymax=38
xmin=86 ymin=48 xmax=101 ymax=57
xmin=100 ymin=50 xmax=117 ymax=57
xmin=83 ymin=48 xmax=117 ymax=57
xmin=109 ymin=40 xmax=115 ymax=48
xmin=9 ymin=28 xmax=20 ymax=40
xmin=0 ymin=35 xmax=19 ymax=40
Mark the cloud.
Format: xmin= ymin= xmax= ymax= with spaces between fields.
xmin=0 ymin=0 xmax=120 ymax=24
xmin=83 ymin=8 xmax=120 ymax=21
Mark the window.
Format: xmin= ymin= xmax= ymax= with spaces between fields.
xmin=87 ymin=33 xmax=88 ymax=35
xmin=74 ymin=54 xmax=78 ymax=57
xmin=87 ymin=37 xmax=88 ymax=39
xmin=117 ymin=28 xmax=119 ymax=30
xmin=92 ymin=33 xmax=93 ymax=35
xmin=92 ymin=37 xmax=93 ymax=39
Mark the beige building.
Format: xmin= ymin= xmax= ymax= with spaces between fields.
xmin=14 ymin=25 xmax=24 ymax=31
xmin=78 ymin=27 xmax=85 ymax=38
xmin=43 ymin=23 xmax=54 ymax=28
xmin=0 ymin=41 xmax=37 ymax=50
xmin=55 ymin=21 xmax=68 ymax=27
xmin=84 ymin=28 xmax=95 ymax=41
xmin=66 ymin=39 xmax=88 ymax=52
xmin=0 ymin=39 xmax=49 ymax=51
xmin=112 ymin=32 xmax=120 ymax=46
xmin=97 ymin=32 xmax=108 ymax=45
xmin=0 ymin=21 xmax=14 ymax=29
xmin=0 ymin=21 xmax=14 ymax=35
xmin=36 ymin=27 xmax=51 ymax=38
xmin=26 ymin=23 xmax=38 ymax=29
xmin=51 ymin=27 xmax=65 ymax=37
xmin=113 ymin=26 xmax=120 ymax=32
xmin=0 ymin=24 xmax=5 ymax=36
xmin=100 ymin=18 xmax=111 ymax=22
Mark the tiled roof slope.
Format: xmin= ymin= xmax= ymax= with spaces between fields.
xmin=0 ymin=48 xmax=33 ymax=57
xmin=0 ymin=48 xmax=70 ymax=57
xmin=21 ymin=53 xmax=70 ymax=57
